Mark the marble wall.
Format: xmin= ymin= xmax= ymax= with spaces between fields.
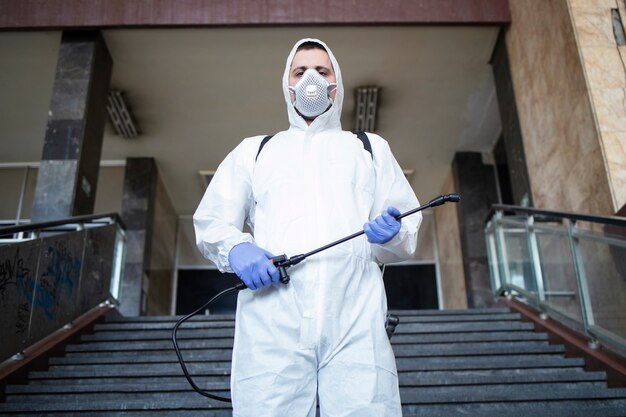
xmin=569 ymin=0 xmax=626 ymax=213
xmin=119 ymin=158 xmax=158 ymax=316
xmin=452 ymin=153 xmax=499 ymax=308
xmin=506 ymin=0 xmax=615 ymax=215
xmin=434 ymin=169 xmax=468 ymax=309
xmin=118 ymin=157 xmax=177 ymax=316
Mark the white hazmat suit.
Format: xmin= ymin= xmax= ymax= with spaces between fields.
xmin=194 ymin=38 xmax=421 ymax=417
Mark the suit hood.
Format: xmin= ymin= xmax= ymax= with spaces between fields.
xmin=282 ymin=38 xmax=344 ymax=133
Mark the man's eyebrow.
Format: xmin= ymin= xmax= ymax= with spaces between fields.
xmin=291 ymin=65 xmax=333 ymax=72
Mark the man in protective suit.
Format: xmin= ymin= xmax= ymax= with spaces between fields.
xmin=194 ymin=38 xmax=421 ymax=417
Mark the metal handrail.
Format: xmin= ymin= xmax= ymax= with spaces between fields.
xmin=0 ymin=212 xmax=126 ymax=236
xmin=487 ymin=204 xmax=626 ymax=228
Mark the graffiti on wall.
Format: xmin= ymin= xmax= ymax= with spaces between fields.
xmin=0 ymin=241 xmax=81 ymax=324
xmin=0 ymin=249 xmax=34 ymax=334
xmin=34 ymin=242 xmax=81 ymax=320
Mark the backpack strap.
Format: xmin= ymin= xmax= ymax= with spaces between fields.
xmin=353 ymin=131 xmax=373 ymax=159
xmin=255 ymin=135 xmax=274 ymax=162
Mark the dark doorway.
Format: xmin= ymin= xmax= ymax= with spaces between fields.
xmin=176 ymin=269 xmax=240 ymax=315
xmin=177 ymin=264 xmax=439 ymax=314
xmin=383 ymin=264 xmax=438 ymax=309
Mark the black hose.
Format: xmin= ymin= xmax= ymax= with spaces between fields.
xmin=172 ymin=283 xmax=245 ymax=402
xmin=173 ymin=193 xmax=460 ymax=402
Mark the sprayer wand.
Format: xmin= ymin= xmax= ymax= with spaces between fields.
xmin=263 ymin=192 xmax=461 ymax=286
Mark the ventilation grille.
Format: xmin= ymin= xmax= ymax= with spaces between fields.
xmin=354 ymin=87 xmax=379 ymax=132
xmin=106 ymin=90 xmax=141 ymax=138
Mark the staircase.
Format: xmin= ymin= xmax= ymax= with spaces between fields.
xmin=2 ymin=307 xmax=626 ymax=416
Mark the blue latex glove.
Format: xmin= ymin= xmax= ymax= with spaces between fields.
xmin=228 ymin=242 xmax=280 ymax=290
xmin=364 ymin=207 xmax=402 ymax=244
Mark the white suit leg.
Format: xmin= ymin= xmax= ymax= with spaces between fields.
xmin=231 ymin=290 xmax=319 ymax=417
xmin=231 ymin=344 xmax=318 ymax=417
xmin=317 ymin=327 xmax=402 ymax=417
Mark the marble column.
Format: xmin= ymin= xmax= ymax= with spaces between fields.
xmin=452 ymin=152 xmax=499 ymax=308
xmin=118 ymin=158 xmax=158 ymax=316
xmin=31 ymin=31 xmax=112 ymax=222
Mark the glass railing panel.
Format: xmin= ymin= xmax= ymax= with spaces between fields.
xmin=487 ymin=205 xmax=626 ymax=355
xmin=0 ymin=214 xmax=125 ymax=362
xmin=485 ymin=223 xmax=501 ymax=297
xmin=500 ymin=221 xmax=537 ymax=301
xmin=534 ymin=226 xmax=583 ymax=326
xmin=575 ymin=235 xmax=626 ymax=348
xmin=110 ymin=224 xmax=125 ymax=301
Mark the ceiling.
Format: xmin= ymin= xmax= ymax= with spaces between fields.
xmin=0 ymin=26 xmax=501 ymax=216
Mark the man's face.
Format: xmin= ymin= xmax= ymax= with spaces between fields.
xmin=288 ymin=48 xmax=337 ymax=105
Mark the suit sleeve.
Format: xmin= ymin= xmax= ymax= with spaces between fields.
xmin=368 ymin=134 xmax=422 ymax=264
xmin=193 ymin=138 xmax=260 ymax=273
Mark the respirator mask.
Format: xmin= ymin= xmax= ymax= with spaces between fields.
xmin=289 ymin=69 xmax=337 ymax=119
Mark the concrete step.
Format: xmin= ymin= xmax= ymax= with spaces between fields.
xmin=95 ymin=313 xmax=523 ymax=331
xmin=394 ymin=321 xmax=536 ymax=333
xmin=64 ymin=339 xmax=235 ymax=353
xmin=93 ymin=321 xmax=236 ymax=331
xmin=391 ymin=307 xmax=513 ymax=315
xmin=402 ymin=399 xmax=626 ymax=417
xmin=4 ymin=382 xmax=230 ymax=395
xmin=392 ymin=331 xmax=548 ymax=344
xmin=100 ymin=308 xmax=513 ymax=325
xmin=48 ymin=350 xmax=232 ymax=371
xmin=399 ymin=367 xmax=607 ymax=386
xmin=0 ymin=398 xmax=232 ymax=413
xmin=395 ymin=354 xmax=585 ymax=371
xmin=19 ymin=375 xmax=232 ymax=386
xmin=398 ymin=383 xmax=626 ymax=403
xmin=80 ymin=328 xmax=235 ymax=341
xmin=3 ymin=389 xmax=230 ymax=404
xmin=51 ymin=350 xmax=234 ymax=364
xmin=105 ymin=314 xmax=236 ymax=323
xmin=50 ymin=341 xmax=564 ymax=365
xmin=65 ymin=330 xmax=550 ymax=353
xmin=27 ymin=354 xmax=584 ymax=381
xmin=6 ymin=382 xmax=625 ymax=405
xmin=5 ymin=368 xmax=608 ymax=396
xmin=0 ymin=412 xmax=233 ymax=417
xmin=393 ymin=313 xmax=522 ymax=323
xmin=393 ymin=341 xmax=564 ymax=357
xmin=80 ymin=321 xmax=535 ymax=342
xmin=26 ymin=363 xmax=231 ymax=380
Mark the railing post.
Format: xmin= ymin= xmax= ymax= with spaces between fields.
xmin=485 ymin=220 xmax=501 ymax=297
xmin=567 ymin=220 xmax=595 ymax=334
xmin=493 ymin=210 xmax=510 ymax=293
xmin=526 ymin=215 xmax=545 ymax=306
xmin=109 ymin=224 xmax=126 ymax=302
